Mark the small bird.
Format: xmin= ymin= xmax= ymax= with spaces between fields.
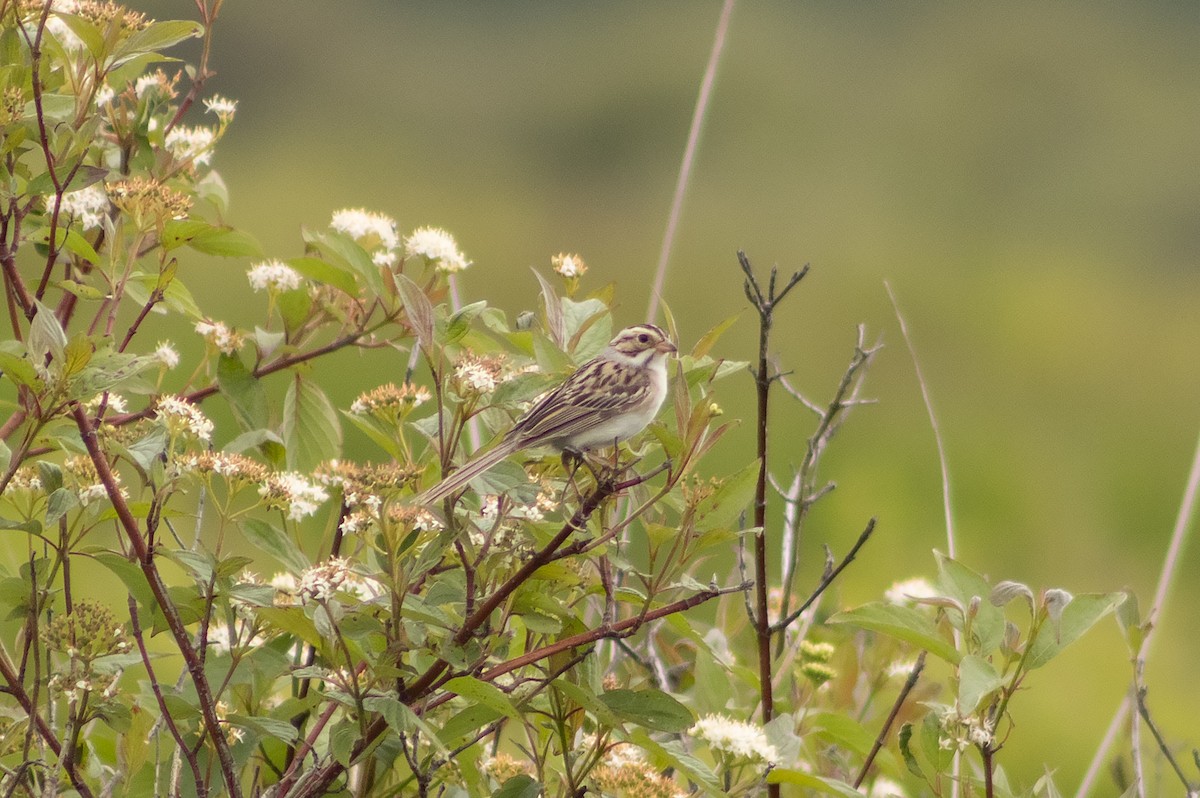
xmin=417 ymin=323 xmax=677 ymax=505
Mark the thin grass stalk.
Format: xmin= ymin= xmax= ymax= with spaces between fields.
xmin=645 ymin=0 xmax=736 ymax=322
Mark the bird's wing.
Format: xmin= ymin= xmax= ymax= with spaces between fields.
xmin=509 ymin=357 xmax=650 ymax=446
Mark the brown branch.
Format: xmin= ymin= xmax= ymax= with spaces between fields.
xmin=854 ymin=650 xmax=926 ymax=788
xmin=480 ymin=581 xmax=749 ymax=684
xmin=280 ymin=468 xmax=664 ymax=798
xmin=106 ymin=329 xmax=371 ymax=426
xmin=771 ymin=518 xmax=877 ymax=633
xmin=71 ymin=404 xmax=239 ymax=798
xmin=738 ymin=251 xmax=808 ymax=733
xmin=0 ymin=650 xmax=94 ymax=798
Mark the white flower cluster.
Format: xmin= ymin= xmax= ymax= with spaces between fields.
xmin=937 ymin=707 xmax=995 ymax=752
xmin=247 ymin=259 xmax=302 ymax=293
xmin=331 ymin=208 xmax=398 ymax=249
xmin=154 ymin=341 xmax=180 ymax=369
xmin=165 ymin=125 xmax=216 ymax=167
xmin=135 ymin=73 xmax=167 ymax=99
xmin=203 ymin=95 xmax=238 ymax=120
xmin=690 ymin=714 xmax=778 ymax=764
xmin=259 ymin=472 xmax=329 ymax=522
xmin=551 ymin=252 xmax=587 ymax=278
xmin=94 ymin=84 xmax=115 ymax=107
xmin=884 ymin=577 xmax=937 ymax=605
xmin=297 ymin=556 xmax=352 ymax=603
xmin=195 ymin=319 xmax=243 ymax=354
xmin=405 ymin=226 xmax=470 ymax=273
xmin=155 ymin=395 xmax=214 ymax=442
xmin=56 ymin=184 xmax=110 ymax=231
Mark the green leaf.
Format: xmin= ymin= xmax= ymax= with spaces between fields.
xmin=439 ymin=703 xmax=503 ymax=743
xmin=0 ymin=347 xmax=40 ymax=389
xmin=29 ymin=301 xmax=67 ymax=366
xmin=693 ymin=460 xmax=759 ymax=531
xmin=44 ymin=488 xmax=78 ymax=526
xmin=492 ymin=775 xmax=541 ymax=798
xmin=225 ymin=429 xmax=285 ymax=467
xmin=394 ymin=273 xmax=435 ymax=357
xmin=226 ymin=714 xmax=298 ymax=743
xmin=186 ymin=226 xmax=263 ymax=258
xmin=550 ymin=680 xmax=623 ymax=729
xmin=93 ymin=552 xmax=154 ymax=609
xmin=1026 ymin=592 xmax=1126 ymax=670
xmin=443 ymin=676 xmax=522 ymax=722
xmin=809 ymin=711 xmax=876 ymax=757
xmin=217 ymin=353 xmax=267 ymax=431
xmin=445 ymin=300 xmax=488 ymax=344
xmin=599 ymin=689 xmax=692 ymax=732
xmin=957 ymin=654 xmax=1003 ymax=713
xmin=240 ymin=518 xmax=310 ymax=574
xmin=114 ymin=20 xmax=203 ymax=63
xmin=303 ymin=229 xmax=383 ymax=296
xmin=281 ymin=373 xmax=341 ymax=471
xmin=55 ymin=278 xmax=105 ymax=301
xmin=531 ymin=269 xmax=564 ymax=346
xmin=935 ymin=553 xmax=1005 ymax=653
xmin=898 ymin=722 xmax=924 ymax=779
xmin=288 ymin=256 xmax=357 ymax=295
xmin=766 ymin=770 xmax=862 ymax=797
xmin=364 ymin=695 xmax=448 ymax=753
xmin=828 ymin=602 xmax=961 ymax=664
xmin=255 ymin=607 xmax=322 ymax=647
xmin=329 ymin=719 xmax=358 ymax=767
xmin=691 ymin=313 xmax=741 ymax=359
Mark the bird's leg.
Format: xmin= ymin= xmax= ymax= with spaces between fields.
xmin=560 ymin=446 xmax=586 ymax=499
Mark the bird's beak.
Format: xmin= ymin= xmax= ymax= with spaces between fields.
xmin=656 ymin=339 xmax=678 ymax=355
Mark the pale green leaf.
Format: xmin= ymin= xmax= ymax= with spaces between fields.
xmin=828 ymin=602 xmax=961 ymax=664
xmin=281 ymin=373 xmax=341 ymax=470
xmin=1026 ymin=592 xmax=1126 ymax=669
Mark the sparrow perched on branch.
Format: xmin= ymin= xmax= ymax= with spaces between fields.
xmin=417 ymin=324 xmax=677 ymax=504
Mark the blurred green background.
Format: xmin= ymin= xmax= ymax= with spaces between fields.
xmin=129 ymin=1 xmax=1199 ymax=789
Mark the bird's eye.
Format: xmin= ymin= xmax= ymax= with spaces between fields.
xmin=637 ymin=333 xmax=650 ymax=344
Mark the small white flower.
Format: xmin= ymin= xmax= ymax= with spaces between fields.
xmin=297 ymin=557 xmax=351 ymax=603
xmin=84 ymin=392 xmax=127 ymax=413
xmin=165 ymin=125 xmax=216 ymax=167
xmin=885 ymin=577 xmax=937 ymax=605
xmin=154 ymin=341 xmax=180 ymax=369
xmin=56 ymin=184 xmax=110 ymax=231
xmin=247 ymin=259 xmax=302 ymax=293
xmin=690 ymin=714 xmax=778 ymax=764
xmin=372 ymin=249 xmax=397 ymax=268
xmin=405 ymin=226 xmax=470 ymax=273
xmin=194 ymin=319 xmax=243 ymax=354
xmin=455 ymin=361 xmax=496 ymax=394
xmin=330 ymin=208 xmax=398 ymax=251
xmin=94 ymin=84 xmax=115 ymax=107
xmin=155 ymin=395 xmax=214 ymax=442
xmin=260 ymin=472 xmax=329 ymax=522
xmin=203 ymin=94 xmax=238 ymax=119
xmin=551 ymin=252 xmax=587 ymax=278
xmin=135 ymin=74 xmax=163 ymax=99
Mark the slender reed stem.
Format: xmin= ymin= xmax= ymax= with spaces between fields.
xmin=646 ymin=0 xmax=736 ymax=322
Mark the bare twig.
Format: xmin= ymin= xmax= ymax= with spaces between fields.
xmin=772 ymin=518 xmax=877 ymax=632
xmin=739 ymin=252 xmax=808 ymax=798
xmin=1133 ymin=663 xmax=1198 ymax=796
xmin=1077 ymin=428 xmax=1200 ymax=798
xmin=855 ymin=651 xmax=927 ymax=788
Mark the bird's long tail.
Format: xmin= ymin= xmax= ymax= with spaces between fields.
xmin=415 ymin=439 xmax=520 ymax=505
